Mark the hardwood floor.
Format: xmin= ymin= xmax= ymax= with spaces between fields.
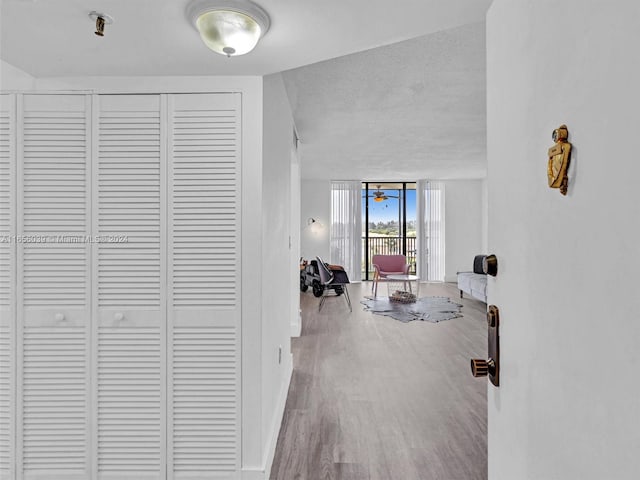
xmin=270 ymin=282 xmax=488 ymax=480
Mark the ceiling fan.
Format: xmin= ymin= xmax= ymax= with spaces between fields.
xmin=366 ymin=185 xmax=400 ymax=203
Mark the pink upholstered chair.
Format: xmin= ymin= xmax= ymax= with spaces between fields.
xmin=371 ymin=254 xmax=410 ymax=297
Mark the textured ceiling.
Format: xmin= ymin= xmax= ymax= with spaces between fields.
xmin=282 ymin=22 xmax=487 ymax=180
xmin=0 ymin=0 xmax=491 ymax=77
xmin=1 ymin=0 xmax=489 ymax=181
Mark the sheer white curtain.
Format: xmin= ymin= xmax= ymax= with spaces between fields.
xmin=330 ymin=181 xmax=362 ymax=282
xmin=416 ymin=180 xmax=445 ymax=281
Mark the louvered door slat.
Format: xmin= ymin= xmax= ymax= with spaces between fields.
xmin=20 ymin=94 xmax=91 ymax=480
xmin=22 ymin=327 xmax=87 ymax=472
xmin=0 ymin=93 xmax=16 ymax=479
xmin=97 ymin=100 xmax=161 ymax=308
xmin=22 ymin=96 xmax=88 ymax=308
xmin=97 ymin=327 xmax=161 ymax=477
xmin=171 ymin=96 xmax=238 ymax=310
xmin=95 ymin=95 xmax=165 ymax=480
xmin=171 ymin=327 xmax=237 ymax=473
xmin=168 ymin=93 xmax=241 ymax=479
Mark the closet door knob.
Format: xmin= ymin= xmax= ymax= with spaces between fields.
xmin=114 ymin=312 xmax=124 ymax=322
xmin=54 ymin=313 xmax=65 ymax=322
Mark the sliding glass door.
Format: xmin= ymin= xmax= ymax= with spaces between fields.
xmin=361 ymin=182 xmax=416 ymax=280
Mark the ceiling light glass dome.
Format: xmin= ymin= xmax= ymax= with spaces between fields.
xmin=187 ymin=0 xmax=270 ymax=57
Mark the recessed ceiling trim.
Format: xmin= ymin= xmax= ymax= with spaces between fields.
xmin=88 ymin=11 xmax=114 ymax=25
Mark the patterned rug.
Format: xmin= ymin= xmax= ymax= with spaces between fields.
xmin=361 ymin=296 xmax=463 ymax=323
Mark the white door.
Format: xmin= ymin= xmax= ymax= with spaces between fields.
xmin=94 ymin=94 xmax=166 ymax=480
xmin=0 ymin=93 xmax=16 ymax=480
xmin=18 ymin=94 xmax=92 ymax=480
xmin=5 ymin=92 xmax=243 ymax=480
xmin=167 ymin=93 xmax=241 ymax=479
xmin=487 ymin=2 xmax=640 ymax=478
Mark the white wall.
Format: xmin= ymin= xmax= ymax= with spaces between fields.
xmin=299 ymin=178 xmax=485 ymax=281
xmin=300 ymin=179 xmax=331 ymax=261
xmin=444 ymin=180 xmax=484 ymax=282
xmin=260 ymin=72 xmax=296 ymax=477
xmin=487 ymin=2 xmax=640 ymax=479
xmin=481 ymin=178 xmax=488 ymax=253
xmin=290 ymin=158 xmax=302 ymax=337
xmin=0 ymin=60 xmax=35 ymax=90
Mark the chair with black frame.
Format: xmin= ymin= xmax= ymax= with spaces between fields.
xmin=315 ymin=256 xmax=352 ymax=312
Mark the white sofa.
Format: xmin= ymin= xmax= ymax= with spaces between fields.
xmin=457 ymin=255 xmax=487 ymax=303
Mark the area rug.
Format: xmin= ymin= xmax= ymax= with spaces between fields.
xmin=361 ymin=296 xmax=463 ymax=323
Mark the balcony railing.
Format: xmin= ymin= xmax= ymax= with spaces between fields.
xmin=362 ymin=236 xmax=417 ymax=279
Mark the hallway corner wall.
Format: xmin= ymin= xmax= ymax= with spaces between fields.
xmin=300 ymin=179 xmax=331 ymax=261
xmin=260 ymin=72 xmax=297 ymax=478
xmin=443 ymin=179 xmax=484 ymax=282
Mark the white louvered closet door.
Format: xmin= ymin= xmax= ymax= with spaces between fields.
xmin=94 ymin=95 xmax=165 ymax=480
xmin=167 ymin=94 xmax=241 ymax=479
xmin=0 ymin=93 xmax=16 ymax=480
xmin=19 ymin=94 xmax=91 ymax=480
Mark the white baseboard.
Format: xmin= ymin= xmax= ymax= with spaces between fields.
xmin=290 ymin=309 xmax=302 ymax=337
xmin=242 ymin=469 xmax=266 ymax=480
xmin=290 ymin=308 xmax=302 ymax=337
xmin=290 ymin=321 xmax=301 ymax=337
xmin=263 ymin=355 xmax=293 ymax=478
xmin=242 ymin=355 xmax=293 ymax=480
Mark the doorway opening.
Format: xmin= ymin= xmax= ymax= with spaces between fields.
xmin=362 ymin=182 xmax=416 ymax=280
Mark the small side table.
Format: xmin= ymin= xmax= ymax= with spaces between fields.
xmin=386 ymin=274 xmax=420 ymax=303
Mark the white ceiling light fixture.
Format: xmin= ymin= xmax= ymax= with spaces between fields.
xmin=186 ymin=0 xmax=270 ymax=57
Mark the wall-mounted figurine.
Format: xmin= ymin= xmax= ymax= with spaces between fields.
xmin=547 ymin=124 xmax=571 ymax=195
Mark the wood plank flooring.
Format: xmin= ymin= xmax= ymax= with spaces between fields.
xmin=270 ymin=282 xmax=488 ymax=480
